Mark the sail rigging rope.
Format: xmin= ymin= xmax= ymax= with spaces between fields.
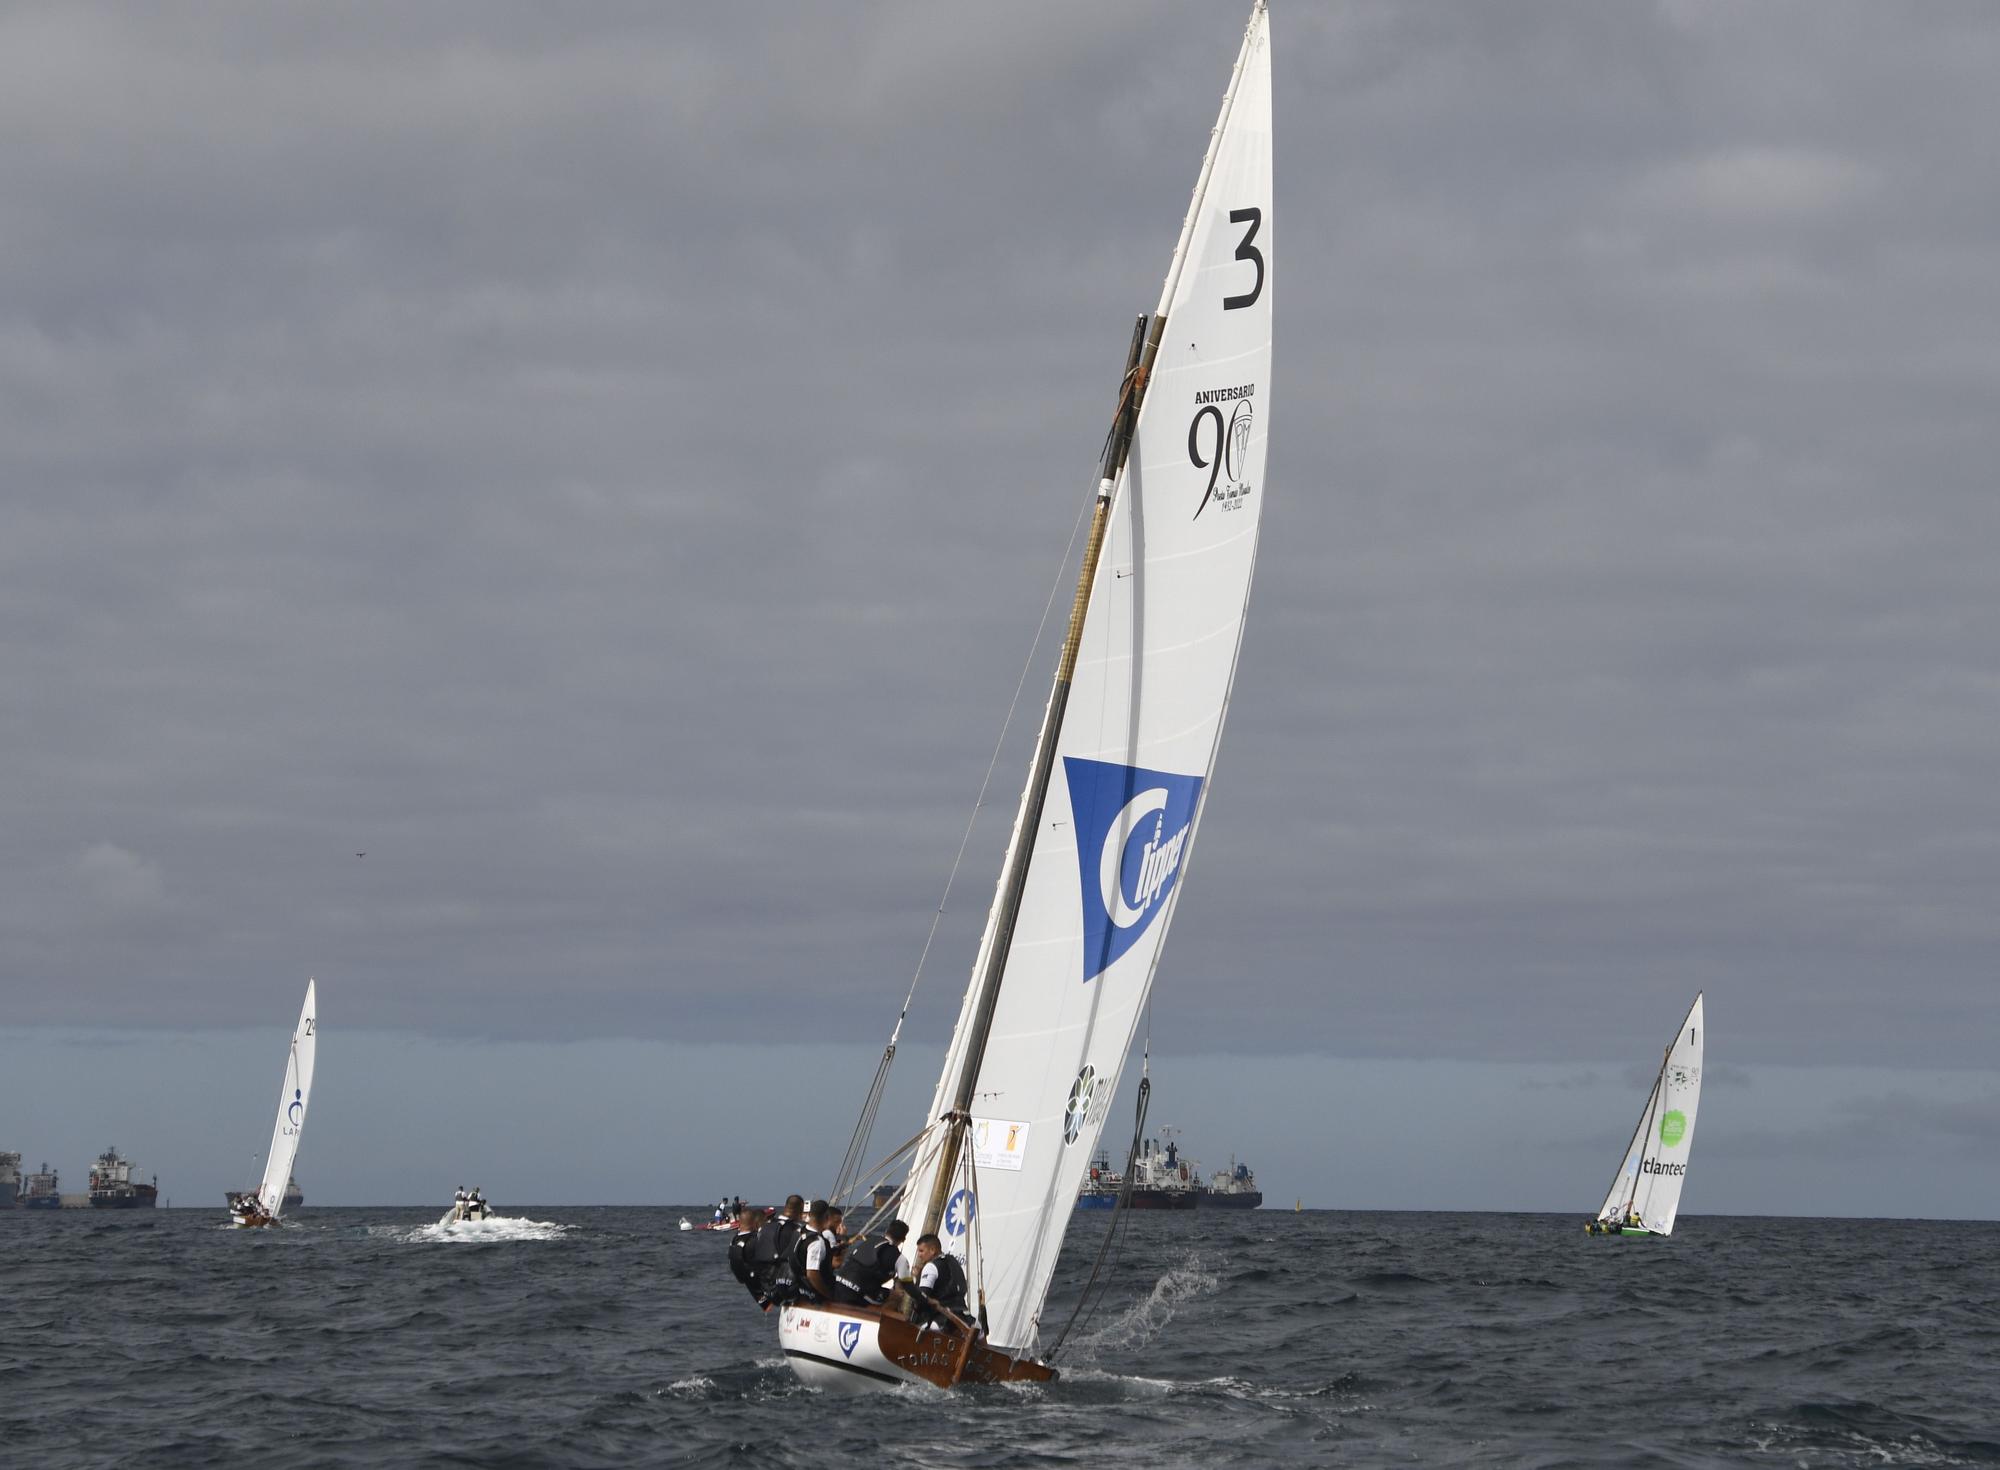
xmin=829 ymin=483 xmax=1098 ymax=1205
xmin=839 ymin=1122 xmax=934 ymax=1234
xmin=1046 ymin=1016 xmax=1153 ymax=1362
xmin=1046 ymin=1072 xmax=1150 ymax=1361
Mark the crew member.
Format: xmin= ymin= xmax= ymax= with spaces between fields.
xmin=727 ymin=1200 xmax=766 ymax=1303
xmin=911 ymin=1232 xmax=970 ymax=1332
xmin=832 ymin=1220 xmax=907 ymax=1306
xmin=749 ymin=1194 xmax=807 ymax=1305
xmin=798 ymin=1201 xmax=837 ymax=1301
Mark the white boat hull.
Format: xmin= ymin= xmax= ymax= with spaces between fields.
xmin=778 ymin=1304 xmax=926 ymax=1392
xmin=776 ymin=1302 xmax=1054 ymax=1392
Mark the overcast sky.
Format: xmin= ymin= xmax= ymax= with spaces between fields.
xmin=3 ymin=3 xmax=1996 ymax=1214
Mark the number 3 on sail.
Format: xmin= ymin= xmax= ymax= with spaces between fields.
xmin=776 ymin=2 xmax=1274 ymax=1393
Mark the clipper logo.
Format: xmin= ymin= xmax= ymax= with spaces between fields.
xmin=1063 ymin=1067 xmax=1097 ymax=1146
xmin=838 ymin=1321 xmax=861 ymax=1358
xmin=286 ymin=1088 xmax=305 ymax=1130
xmin=943 ymin=1188 xmax=975 ymax=1240
xmin=1064 ymin=757 xmax=1205 ymax=983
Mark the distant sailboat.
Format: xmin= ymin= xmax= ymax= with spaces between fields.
xmin=228 ymin=980 xmax=317 ymax=1228
xmin=776 ymin=0 xmax=1274 ymax=1392
xmin=1587 ymin=992 xmax=1703 ymax=1237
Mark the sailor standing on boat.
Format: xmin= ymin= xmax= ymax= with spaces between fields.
xmin=798 ymin=1201 xmax=838 ymax=1301
xmin=727 ymin=1201 xmax=766 ymax=1303
xmin=749 ymin=1194 xmax=807 ymax=1305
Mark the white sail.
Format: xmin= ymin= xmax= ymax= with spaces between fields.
xmin=1595 ymin=992 xmax=1703 ymax=1235
xmin=901 ymin=3 xmax=1273 ymax=1354
xmin=257 ymin=979 xmax=318 ymax=1218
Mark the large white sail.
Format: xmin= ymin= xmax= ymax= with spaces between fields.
xmin=901 ymin=4 xmax=1273 ymax=1354
xmin=257 ymin=979 xmax=318 ymax=1218
xmin=1596 ymin=992 xmax=1703 ymax=1235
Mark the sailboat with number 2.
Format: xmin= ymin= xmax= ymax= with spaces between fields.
xmin=227 ymin=980 xmax=318 ymax=1229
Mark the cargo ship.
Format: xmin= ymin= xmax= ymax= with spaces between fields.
xmin=0 ymin=1152 xmax=19 ymax=1209
xmin=87 ymin=1148 xmax=158 ymax=1208
xmin=1077 ymin=1130 xmax=1264 ymax=1211
xmin=284 ymin=1176 xmax=303 ymax=1210
xmin=1195 ymin=1158 xmax=1263 ymax=1210
xmin=1076 ymin=1132 xmax=1198 ymax=1211
xmin=21 ymin=1162 xmax=62 ymax=1209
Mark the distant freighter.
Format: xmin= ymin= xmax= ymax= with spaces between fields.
xmin=20 ymin=1161 xmax=62 ymax=1209
xmin=86 ymin=1148 xmax=158 ymax=1209
xmin=0 ymin=1152 xmax=19 ymax=1209
xmin=1076 ymin=1130 xmax=1264 ymax=1211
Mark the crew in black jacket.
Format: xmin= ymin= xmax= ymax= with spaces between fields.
xmin=726 ymin=1200 xmax=767 ymax=1303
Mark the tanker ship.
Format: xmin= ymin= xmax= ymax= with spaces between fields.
xmin=87 ymin=1148 xmax=159 ymax=1208
xmin=1194 ymin=1158 xmax=1263 ymax=1209
xmin=1076 ymin=1132 xmax=1198 ymax=1211
xmin=1076 ymin=1128 xmax=1264 ymax=1211
xmin=21 ymin=1162 xmax=62 ymax=1209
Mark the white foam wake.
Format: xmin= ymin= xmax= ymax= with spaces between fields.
xmin=406 ymin=1215 xmax=572 ymax=1243
xmin=1058 ymin=1250 xmax=1221 ymax=1360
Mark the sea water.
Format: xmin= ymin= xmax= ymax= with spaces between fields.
xmin=3 ymin=1208 xmax=1994 ymax=1467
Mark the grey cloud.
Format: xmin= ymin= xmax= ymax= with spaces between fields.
xmin=1518 ymin=1069 xmax=1602 ymax=1092
xmin=3 ymin=2 xmax=1997 ymax=1079
xmin=1704 ymin=1087 xmax=2000 ymax=1164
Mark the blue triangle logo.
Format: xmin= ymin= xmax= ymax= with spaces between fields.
xmin=1063 ymin=757 xmax=1205 ymax=984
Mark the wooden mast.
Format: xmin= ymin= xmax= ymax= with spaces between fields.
xmin=1623 ymin=1044 xmax=1671 ymax=1226
xmin=913 ymin=0 xmax=1268 ymax=1260
xmin=919 ymin=313 xmax=1158 ymax=1243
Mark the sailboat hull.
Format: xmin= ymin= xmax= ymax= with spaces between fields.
xmin=227 ymin=1192 xmax=278 ymax=1228
xmin=777 ymin=1303 xmax=1056 ymax=1393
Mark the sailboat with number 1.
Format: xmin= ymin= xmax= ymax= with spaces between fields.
xmin=1587 ymin=992 xmax=1704 ymax=1237
xmin=775 ymin=1 xmax=1274 ymax=1392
